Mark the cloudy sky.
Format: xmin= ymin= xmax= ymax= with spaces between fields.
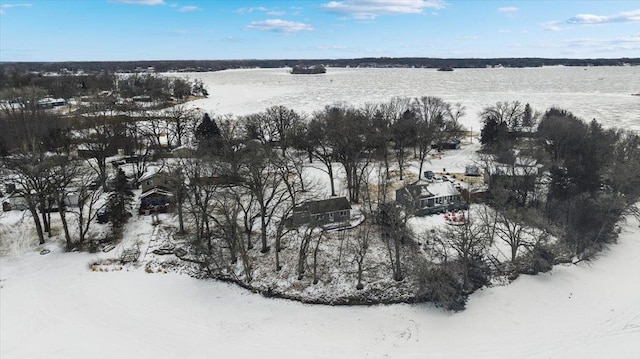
xmin=0 ymin=0 xmax=638 ymax=61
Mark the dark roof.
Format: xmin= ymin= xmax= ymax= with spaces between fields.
xmin=298 ymin=197 xmax=351 ymax=214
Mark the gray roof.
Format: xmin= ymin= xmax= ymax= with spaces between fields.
xmin=297 ymin=197 xmax=352 ymax=214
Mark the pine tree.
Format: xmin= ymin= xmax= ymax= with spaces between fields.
xmin=521 ymin=103 xmax=535 ymax=130
xmin=107 ymin=168 xmax=133 ymax=227
xmin=480 ymin=116 xmax=499 ymax=145
xmin=195 ymin=113 xmax=222 ymax=153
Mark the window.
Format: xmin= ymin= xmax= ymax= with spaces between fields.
xmin=146 ymin=180 xmax=153 ymax=186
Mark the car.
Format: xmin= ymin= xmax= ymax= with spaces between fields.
xmin=424 ymin=170 xmax=435 ymax=179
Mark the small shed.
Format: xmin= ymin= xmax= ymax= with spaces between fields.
xmin=465 ymin=165 xmax=481 ymax=177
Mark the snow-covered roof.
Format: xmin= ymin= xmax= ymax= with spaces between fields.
xmin=426 ymin=182 xmax=459 ymax=197
xmin=401 ymin=180 xmax=459 ymax=199
xmin=138 ymin=167 xmax=165 ymax=182
xmin=140 ymin=188 xmax=173 ymax=198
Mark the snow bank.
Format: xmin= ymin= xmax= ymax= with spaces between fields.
xmin=1 ymin=214 xmax=638 ymax=359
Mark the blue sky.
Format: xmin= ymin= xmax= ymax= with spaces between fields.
xmin=0 ymin=0 xmax=638 ymax=61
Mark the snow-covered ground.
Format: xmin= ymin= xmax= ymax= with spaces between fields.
xmin=1 ymin=210 xmax=639 ymax=358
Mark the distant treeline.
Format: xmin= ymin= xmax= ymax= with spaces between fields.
xmin=1 ymin=57 xmax=638 ymax=74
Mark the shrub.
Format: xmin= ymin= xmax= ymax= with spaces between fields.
xmin=421 ymin=266 xmax=467 ymax=311
xmin=518 ymin=244 xmax=555 ymax=275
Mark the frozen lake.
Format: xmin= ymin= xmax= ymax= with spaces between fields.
xmin=2 ymin=214 xmax=639 ymax=359
xmin=169 ymin=66 xmax=640 ymax=132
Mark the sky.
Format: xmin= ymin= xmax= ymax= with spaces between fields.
xmin=0 ymin=0 xmax=639 ymax=61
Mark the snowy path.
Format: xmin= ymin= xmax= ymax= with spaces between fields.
xmin=1 ymin=216 xmax=639 ymax=358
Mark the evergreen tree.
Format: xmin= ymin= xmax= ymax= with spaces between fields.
xmin=521 ymin=103 xmax=534 ymax=129
xmin=480 ymin=116 xmax=499 ymax=145
xmin=195 ymin=113 xmax=222 ymax=153
xmin=107 ymin=168 xmax=133 ymax=227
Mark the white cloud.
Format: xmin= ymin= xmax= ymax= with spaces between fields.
xmin=318 ymin=45 xmax=349 ymax=50
xmin=498 ymin=6 xmax=518 ymax=13
xmin=321 ymin=0 xmax=446 ymax=19
xmin=236 ymin=6 xmax=286 ymax=16
xmin=0 ymin=3 xmax=32 ymax=14
xmin=567 ymin=34 xmax=640 ymax=49
xmin=245 ymin=19 xmax=313 ymax=33
xmin=0 ymin=3 xmax=32 ymax=9
xmin=456 ymin=36 xmax=478 ymax=40
xmin=567 ymin=9 xmax=640 ymax=24
xmin=544 ymin=9 xmax=640 ymax=31
xmin=177 ymin=5 xmax=201 ymax=12
xmin=111 ymin=0 xmax=164 ymax=5
xmin=542 ymin=21 xmax=562 ymax=31
xmin=533 ymin=34 xmax=640 ymax=55
xmin=236 ymin=6 xmax=268 ymax=14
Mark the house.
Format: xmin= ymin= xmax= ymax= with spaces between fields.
xmin=192 ymin=174 xmax=244 ymax=188
xmin=138 ymin=171 xmax=170 ymax=193
xmin=484 ymin=163 xmax=539 ymax=192
xmin=37 ymin=97 xmax=66 ymax=109
xmin=431 ymin=138 xmax=461 ymax=150
xmin=139 ymin=188 xmax=172 ymax=214
xmin=395 ymin=180 xmax=465 ymax=216
xmin=291 ymin=197 xmax=352 ymax=227
xmin=138 ymin=170 xmax=172 ymax=215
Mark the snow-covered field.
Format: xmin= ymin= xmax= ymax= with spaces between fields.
xmin=1 ymin=210 xmax=639 ymax=358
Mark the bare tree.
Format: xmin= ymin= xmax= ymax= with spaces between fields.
xmin=307 ymin=116 xmax=337 ymax=197
xmin=2 ymin=153 xmax=50 ymax=244
xmin=296 ymin=226 xmax=321 ymax=280
xmin=239 ymin=142 xmax=290 ymax=253
xmin=77 ymin=100 xmax=126 ymax=191
xmin=493 ymin=207 xmax=536 ymax=264
xmin=379 ymin=98 xmax=414 ymax=180
xmin=48 ymin=156 xmax=78 ymax=250
xmin=72 ymin=168 xmax=103 ymax=246
xmin=379 ymin=203 xmax=413 ymax=281
xmin=390 ymin=108 xmax=418 ymax=180
xmin=183 ymin=158 xmax=219 ymax=252
xmin=480 ymin=101 xmax=525 ymax=133
xmin=165 ymin=160 xmax=188 ymax=233
xmin=435 ymin=210 xmax=489 ymax=289
xmin=321 ymin=104 xmax=374 ymax=203
xmin=208 ymin=188 xmax=253 ymax=281
xmin=165 ymin=104 xmax=198 ymax=148
xmin=412 ymin=96 xmax=464 ymax=179
xmin=348 ymin=217 xmax=372 ymax=289
xmin=311 ymin=229 xmax=326 ymax=285
xmin=124 ymin=120 xmax=152 ymax=183
xmin=0 ymin=86 xmax=50 ymax=153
